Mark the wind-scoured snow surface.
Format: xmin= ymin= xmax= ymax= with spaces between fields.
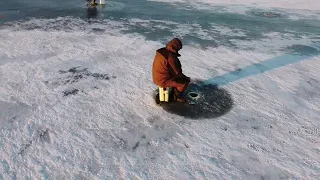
xmin=0 ymin=0 xmax=320 ymax=179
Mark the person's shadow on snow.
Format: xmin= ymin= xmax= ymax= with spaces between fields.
xmin=156 ymin=80 xmax=234 ymax=119
xmin=87 ymin=6 xmax=98 ymax=19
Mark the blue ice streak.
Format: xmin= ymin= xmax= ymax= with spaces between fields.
xmin=204 ymin=52 xmax=319 ymax=86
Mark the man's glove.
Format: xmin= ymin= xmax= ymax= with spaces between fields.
xmin=185 ymin=76 xmax=191 ymax=83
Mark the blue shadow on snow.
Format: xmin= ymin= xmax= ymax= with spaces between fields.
xmin=203 ymin=43 xmax=320 ymax=86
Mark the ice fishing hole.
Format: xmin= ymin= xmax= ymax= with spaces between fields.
xmin=189 ymin=92 xmax=198 ymax=98
xmin=187 ymin=92 xmax=202 ymax=101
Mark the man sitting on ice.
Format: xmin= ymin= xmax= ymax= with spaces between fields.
xmin=87 ymin=0 xmax=97 ymax=6
xmin=152 ymin=38 xmax=190 ymax=102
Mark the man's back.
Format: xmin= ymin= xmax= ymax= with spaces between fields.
xmin=152 ymin=48 xmax=172 ymax=87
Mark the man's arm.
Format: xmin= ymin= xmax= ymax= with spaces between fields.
xmin=167 ymin=55 xmax=182 ymax=76
xmin=167 ymin=55 xmax=190 ymax=81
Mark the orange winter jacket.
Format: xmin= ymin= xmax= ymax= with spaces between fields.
xmin=152 ymin=38 xmax=187 ymax=87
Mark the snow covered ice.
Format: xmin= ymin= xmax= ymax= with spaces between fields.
xmin=0 ymin=0 xmax=319 ymax=179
